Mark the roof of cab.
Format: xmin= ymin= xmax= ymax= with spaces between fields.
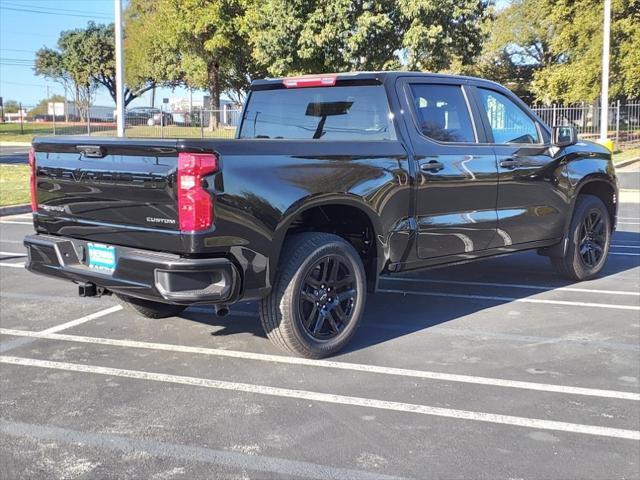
xmin=250 ymin=71 xmax=502 ymax=89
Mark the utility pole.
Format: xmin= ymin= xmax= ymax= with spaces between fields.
xmin=114 ymin=0 xmax=125 ymax=137
xmin=599 ymin=0 xmax=611 ymax=144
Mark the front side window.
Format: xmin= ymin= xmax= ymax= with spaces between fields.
xmin=239 ymin=85 xmax=395 ymax=140
xmin=478 ymin=88 xmax=540 ymax=144
xmin=409 ymin=84 xmax=476 ymax=143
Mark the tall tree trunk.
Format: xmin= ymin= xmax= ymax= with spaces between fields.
xmin=208 ymin=62 xmax=221 ymax=131
xmin=75 ymin=86 xmax=84 ymax=122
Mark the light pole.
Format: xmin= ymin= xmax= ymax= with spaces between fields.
xmin=599 ymin=0 xmax=611 ymax=146
xmin=114 ymin=0 xmax=125 ymax=137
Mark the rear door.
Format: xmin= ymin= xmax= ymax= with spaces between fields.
xmin=472 ymin=86 xmax=566 ymax=246
xmin=397 ymin=77 xmax=498 ymax=260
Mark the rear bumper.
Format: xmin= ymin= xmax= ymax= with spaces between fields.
xmin=24 ymin=234 xmax=241 ymax=305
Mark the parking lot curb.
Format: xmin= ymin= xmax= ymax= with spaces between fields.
xmin=0 ymin=142 xmax=31 ymax=147
xmin=615 ymin=157 xmax=640 ymax=169
xmin=0 ymin=204 xmax=30 ymax=216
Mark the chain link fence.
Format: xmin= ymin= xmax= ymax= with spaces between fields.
xmin=0 ymin=104 xmax=241 ymax=140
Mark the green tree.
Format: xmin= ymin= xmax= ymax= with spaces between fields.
xmin=35 ymin=42 xmax=95 ymax=121
xmin=35 ymin=22 xmax=154 ymax=109
xmin=125 ymin=1 xmax=183 ymax=104
xmin=126 ymin=0 xmax=265 ymax=119
xmin=480 ymin=0 xmax=640 ymax=103
xmin=2 ymin=100 xmax=20 ymax=114
xmin=531 ymin=0 xmax=640 ymax=103
xmin=245 ymin=0 xmax=489 ymax=76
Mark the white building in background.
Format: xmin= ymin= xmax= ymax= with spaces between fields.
xmin=4 ymin=109 xmax=28 ymax=122
xmin=47 ymin=101 xmax=113 ymax=121
xmin=164 ymin=95 xmax=241 ymax=126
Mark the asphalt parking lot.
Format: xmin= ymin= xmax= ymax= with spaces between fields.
xmin=1 ymin=202 xmax=639 ymax=479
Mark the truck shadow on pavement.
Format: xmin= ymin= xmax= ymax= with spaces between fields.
xmin=179 ymin=234 xmax=639 ymax=355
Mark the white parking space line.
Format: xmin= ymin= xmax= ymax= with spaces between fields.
xmin=0 ymin=220 xmax=32 ymax=225
xmin=610 ymin=252 xmax=640 ymax=256
xmin=0 ymin=251 xmax=25 ymax=256
xmin=38 ymin=305 xmax=123 ymax=335
xmin=0 ymin=262 xmax=25 ymax=268
xmin=1 ymin=328 xmax=638 ymax=401
xmin=1 ymin=355 xmax=638 ymax=440
xmin=383 ymin=277 xmax=639 ymax=296
xmin=378 ymin=289 xmax=640 ymax=311
xmin=0 ymin=306 xmax=122 ymax=354
xmin=0 ymin=420 xmax=407 ymax=480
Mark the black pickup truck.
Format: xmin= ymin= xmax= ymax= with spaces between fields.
xmin=25 ymin=72 xmax=617 ymax=358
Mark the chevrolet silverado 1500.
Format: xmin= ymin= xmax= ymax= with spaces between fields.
xmin=25 ymin=72 xmax=617 ymax=358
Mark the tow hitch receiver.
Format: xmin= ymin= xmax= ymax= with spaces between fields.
xmin=78 ymin=283 xmax=109 ymax=297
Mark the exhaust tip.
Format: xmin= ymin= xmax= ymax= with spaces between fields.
xmin=215 ymin=305 xmax=230 ymax=317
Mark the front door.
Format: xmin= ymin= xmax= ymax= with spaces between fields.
xmin=473 ymin=87 xmax=566 ymax=246
xmin=399 ymin=80 xmax=499 ymax=260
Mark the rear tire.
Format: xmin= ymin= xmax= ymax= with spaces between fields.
xmin=259 ymin=232 xmax=367 ymax=359
xmin=116 ymin=294 xmax=186 ymax=319
xmin=550 ymin=194 xmax=611 ymax=281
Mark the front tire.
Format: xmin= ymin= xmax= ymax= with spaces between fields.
xmin=551 ymin=194 xmax=611 ymax=280
xmin=260 ymin=232 xmax=367 ymax=358
xmin=116 ymin=294 xmax=186 ymax=319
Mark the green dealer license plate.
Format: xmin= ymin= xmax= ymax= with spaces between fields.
xmin=87 ymin=243 xmax=116 ymax=272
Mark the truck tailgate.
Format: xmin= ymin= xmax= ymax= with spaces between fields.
xmin=31 ymin=137 xmax=218 ymax=254
xmin=35 ymin=138 xmax=179 ymax=229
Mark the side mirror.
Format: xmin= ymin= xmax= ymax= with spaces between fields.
xmin=552 ymin=125 xmax=577 ymax=147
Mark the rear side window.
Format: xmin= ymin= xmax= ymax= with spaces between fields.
xmin=477 ymin=88 xmax=540 ymax=144
xmin=409 ymin=84 xmax=476 ymax=143
xmin=239 ymin=85 xmax=395 ymax=140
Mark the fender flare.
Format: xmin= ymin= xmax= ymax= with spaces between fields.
xmin=543 ymin=174 xmax=617 ymax=258
xmin=268 ymin=193 xmax=385 ymax=286
xmin=569 ymin=174 xmax=618 ymax=228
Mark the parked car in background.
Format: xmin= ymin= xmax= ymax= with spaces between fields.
xmin=113 ymin=107 xmax=173 ymax=126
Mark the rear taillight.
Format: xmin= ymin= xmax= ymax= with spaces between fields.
xmin=28 ymin=147 xmax=37 ymax=212
xmin=177 ymin=152 xmax=218 ymax=232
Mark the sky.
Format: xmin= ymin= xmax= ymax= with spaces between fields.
xmin=1 ymin=0 xmax=513 ymax=109
xmin=0 ymin=0 xmax=187 ymax=108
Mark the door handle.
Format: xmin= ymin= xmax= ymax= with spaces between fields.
xmin=499 ymin=158 xmax=520 ymax=169
xmin=420 ymin=160 xmax=445 ymax=173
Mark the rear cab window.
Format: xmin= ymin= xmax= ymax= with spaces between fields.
xmin=239 ymin=85 xmax=395 ymax=140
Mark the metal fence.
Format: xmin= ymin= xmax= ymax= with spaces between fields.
xmin=531 ymin=101 xmax=640 ymax=148
xmin=0 ymin=106 xmax=241 ymax=139
xmin=3 ymin=99 xmax=640 ymax=149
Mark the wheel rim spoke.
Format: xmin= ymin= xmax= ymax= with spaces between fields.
xmin=304 ymin=305 xmax=319 ymax=329
xmin=313 ymin=311 xmax=329 ymax=334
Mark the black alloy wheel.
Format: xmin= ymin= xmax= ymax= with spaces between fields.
xmin=259 ymin=232 xmax=367 ymax=358
xmin=550 ymin=194 xmax=611 ymax=281
xmin=578 ymin=209 xmax=607 ymax=268
xmin=298 ymin=255 xmax=357 ymax=340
